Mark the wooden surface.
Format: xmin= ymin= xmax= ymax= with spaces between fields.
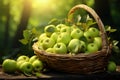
xmin=0 ymin=65 xmax=120 ymax=80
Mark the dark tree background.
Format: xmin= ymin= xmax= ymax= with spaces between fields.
xmin=94 ymin=0 xmax=113 ymax=25
xmin=12 ymin=0 xmax=32 ymax=48
xmin=95 ymin=0 xmax=120 ymax=47
xmin=4 ymin=2 xmax=10 ymax=48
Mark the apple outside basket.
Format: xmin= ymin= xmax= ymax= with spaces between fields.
xmin=32 ymin=4 xmax=111 ymax=74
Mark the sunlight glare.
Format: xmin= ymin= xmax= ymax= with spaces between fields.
xmin=32 ymin=0 xmax=56 ymax=14
xmin=33 ymin=0 xmax=53 ymax=8
xmin=36 ymin=0 xmax=50 ymax=4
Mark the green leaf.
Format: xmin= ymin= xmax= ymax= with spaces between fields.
xmin=31 ymin=28 xmax=41 ymax=37
xmin=23 ymin=30 xmax=32 ymax=40
xmin=19 ymin=39 xmax=28 ymax=45
xmin=48 ymin=18 xmax=58 ymax=25
xmin=86 ymin=15 xmax=97 ymax=27
xmin=68 ymin=13 xmax=73 ymax=22
xmin=86 ymin=15 xmax=92 ymax=21
xmin=108 ymin=28 xmax=116 ymax=33
xmin=112 ymin=45 xmax=120 ymax=53
xmin=80 ymin=15 xmax=87 ymax=22
xmin=86 ymin=20 xmax=97 ymax=27
xmin=77 ymin=15 xmax=81 ymax=23
xmin=32 ymin=28 xmax=37 ymax=34
xmin=111 ymin=40 xmax=120 ymax=53
xmin=105 ymin=26 xmax=117 ymax=33
xmin=112 ymin=40 xmax=119 ymax=46
xmin=105 ymin=26 xmax=111 ymax=31
xmin=32 ymin=37 xmax=38 ymax=42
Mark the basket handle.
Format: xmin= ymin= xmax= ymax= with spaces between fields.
xmin=67 ymin=4 xmax=109 ymax=50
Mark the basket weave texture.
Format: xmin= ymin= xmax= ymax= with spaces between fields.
xmin=32 ymin=4 xmax=111 ymax=74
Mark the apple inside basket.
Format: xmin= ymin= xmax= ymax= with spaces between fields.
xmin=32 ymin=4 xmax=111 ymax=74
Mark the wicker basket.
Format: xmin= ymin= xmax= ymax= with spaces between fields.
xmin=32 ymin=4 xmax=111 ymax=74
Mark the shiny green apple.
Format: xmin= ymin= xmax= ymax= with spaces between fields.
xmin=60 ymin=26 xmax=71 ymax=34
xmin=68 ymin=39 xmax=80 ymax=54
xmin=94 ymin=37 xmax=102 ymax=50
xmin=32 ymin=59 xmax=43 ymax=72
xmin=29 ymin=55 xmax=39 ymax=64
xmin=107 ymin=61 xmax=116 ymax=72
xmin=17 ymin=55 xmax=29 ymax=62
xmin=16 ymin=60 xmax=25 ymax=71
xmin=20 ymin=62 xmax=33 ymax=74
xmin=46 ymin=48 xmax=55 ymax=54
xmin=2 ymin=59 xmax=17 ymax=73
xmin=44 ymin=25 xmax=57 ymax=37
xmin=88 ymin=27 xmax=100 ymax=37
xmin=50 ymin=32 xmax=59 ymax=42
xmin=57 ymin=33 xmax=71 ymax=45
xmin=84 ymin=31 xmax=94 ymax=43
xmin=87 ymin=43 xmax=98 ymax=53
xmin=79 ymin=40 xmax=87 ymax=53
xmin=56 ymin=24 xmax=66 ymax=32
xmin=53 ymin=42 xmax=67 ymax=54
xmin=71 ymin=28 xmax=83 ymax=39
xmin=42 ymin=37 xmax=55 ymax=50
xmin=38 ymin=33 xmax=47 ymax=40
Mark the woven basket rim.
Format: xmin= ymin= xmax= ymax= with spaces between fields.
xmin=32 ymin=42 xmax=110 ymax=59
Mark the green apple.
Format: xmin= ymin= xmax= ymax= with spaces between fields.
xmin=94 ymin=37 xmax=102 ymax=50
xmin=38 ymin=37 xmax=48 ymax=50
xmin=88 ymin=27 xmax=100 ymax=37
xmin=79 ymin=40 xmax=87 ymax=53
xmin=56 ymin=24 xmax=66 ymax=32
xmin=68 ymin=39 xmax=80 ymax=54
xmin=17 ymin=55 xmax=29 ymax=62
xmin=107 ymin=61 xmax=116 ymax=72
xmin=44 ymin=25 xmax=57 ymax=37
xmin=38 ymin=35 xmax=48 ymax=44
xmin=50 ymin=32 xmax=59 ymax=42
xmin=42 ymin=37 xmax=55 ymax=50
xmin=2 ymin=59 xmax=17 ymax=73
xmin=60 ymin=26 xmax=71 ymax=34
xmin=71 ymin=28 xmax=84 ymax=39
xmin=87 ymin=43 xmax=98 ymax=53
xmin=20 ymin=62 xmax=33 ymax=74
xmin=53 ymin=42 xmax=67 ymax=54
xmin=32 ymin=59 xmax=43 ymax=72
xmin=46 ymin=48 xmax=55 ymax=54
xmin=38 ymin=33 xmax=47 ymax=40
xmin=16 ymin=60 xmax=25 ymax=71
xmin=84 ymin=31 xmax=94 ymax=43
xmin=29 ymin=55 xmax=39 ymax=64
xmin=57 ymin=33 xmax=71 ymax=45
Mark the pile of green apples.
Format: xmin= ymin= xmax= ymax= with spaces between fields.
xmin=2 ymin=55 xmax=43 ymax=76
xmin=37 ymin=24 xmax=102 ymax=54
